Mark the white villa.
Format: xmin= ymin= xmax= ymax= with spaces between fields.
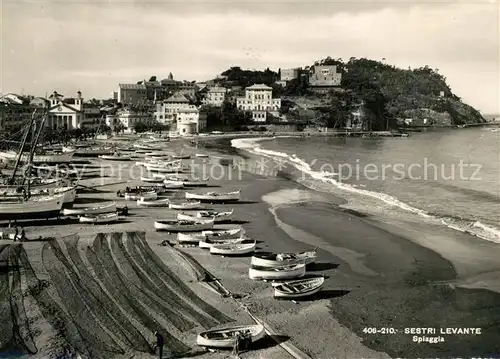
xmin=154 ymin=93 xmax=204 ymax=135
xmin=203 ymin=86 xmax=227 ymax=107
xmin=46 ymin=91 xmax=85 ymax=130
xmin=176 ymin=107 xmax=206 ymax=136
xmin=236 ymin=84 xmax=281 ymax=122
xmin=106 ymin=108 xmax=151 ymax=132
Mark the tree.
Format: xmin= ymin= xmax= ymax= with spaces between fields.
xmin=149 ymin=76 xmax=157 ymax=82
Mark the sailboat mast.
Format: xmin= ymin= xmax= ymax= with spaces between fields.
xmin=10 ymin=110 xmax=36 ymax=183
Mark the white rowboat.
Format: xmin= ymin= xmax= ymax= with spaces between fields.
xmin=250 ymin=250 xmax=317 ymax=268
xmin=209 ymin=240 xmax=255 ymax=255
xmin=154 ymin=218 xmax=214 ymax=232
xmin=140 ymin=176 xmax=164 ymax=183
xmin=196 ymin=324 xmax=265 ymax=349
xmin=124 ymin=191 xmax=157 ymax=201
xmin=169 ymin=200 xmax=202 ymax=210
xmin=272 ymin=276 xmax=325 ymax=299
xmin=248 ymin=264 xmax=306 ymax=280
xmin=185 ymin=190 xmax=240 ymax=202
xmin=178 ymin=209 xmax=233 ymax=223
xmin=202 ymin=227 xmax=243 ymax=240
xmin=199 ymin=237 xmax=247 ymax=249
xmin=63 ymin=202 xmax=116 ymax=216
xmin=79 ymin=212 xmax=119 ymax=224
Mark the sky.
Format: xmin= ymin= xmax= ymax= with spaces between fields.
xmin=0 ymin=0 xmax=499 ymax=114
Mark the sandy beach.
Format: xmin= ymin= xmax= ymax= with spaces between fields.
xmin=1 ymin=135 xmax=499 ymax=358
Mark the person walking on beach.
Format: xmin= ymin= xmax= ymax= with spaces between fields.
xmin=153 ymin=331 xmax=164 ymax=358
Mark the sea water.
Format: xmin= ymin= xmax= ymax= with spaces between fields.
xmin=231 ymin=127 xmax=500 ymax=245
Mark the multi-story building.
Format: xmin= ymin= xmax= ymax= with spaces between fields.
xmin=118 ymin=84 xmax=147 ymax=105
xmin=176 ymin=108 xmax=206 ymax=136
xmin=106 ymin=108 xmax=151 ymax=132
xmin=46 ymin=91 xmax=85 ymax=130
xmin=277 ymin=67 xmax=301 ymax=86
xmin=0 ymin=93 xmax=45 ymax=131
xmin=308 ymin=65 xmax=342 ymax=93
xmin=236 ymin=84 xmax=281 ymax=122
xmin=154 ymin=93 xmax=197 ymax=125
xmin=202 ymin=86 xmax=227 ymax=107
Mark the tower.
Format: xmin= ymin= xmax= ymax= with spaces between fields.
xmin=168 ymin=72 xmax=173 ymax=80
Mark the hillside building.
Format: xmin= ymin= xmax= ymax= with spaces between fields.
xmin=309 ymin=65 xmax=342 ymax=93
xmin=236 ymin=84 xmax=281 ymax=122
xmin=202 ymin=86 xmax=227 ymax=107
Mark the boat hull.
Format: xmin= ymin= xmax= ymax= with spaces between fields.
xmin=169 ymin=201 xmax=202 ymax=210
xmin=155 ymin=219 xmax=214 ymax=232
xmin=196 ymin=324 xmax=265 ymax=349
xmin=0 ymin=196 xmax=64 ymax=220
xmin=248 ymin=264 xmax=306 ymax=280
xmin=63 ymin=202 xmax=116 ymax=216
xmin=185 ymin=191 xmax=240 ymax=202
xmin=0 ymin=151 xmax=74 ymax=164
xmin=273 ymin=277 xmax=325 ymax=299
xmin=210 ymin=241 xmax=256 ymax=255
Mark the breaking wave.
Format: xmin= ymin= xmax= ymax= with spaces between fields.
xmin=231 ymin=137 xmax=500 ymax=245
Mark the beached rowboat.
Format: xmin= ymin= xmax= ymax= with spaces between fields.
xmin=185 ymin=190 xmax=240 ymax=202
xmin=154 ymin=218 xmax=215 ymax=232
xmin=272 ymin=276 xmax=325 ymax=299
xmin=137 ymin=198 xmax=169 ymax=207
xmin=196 ymin=324 xmax=265 ymax=349
xmin=210 ymin=241 xmax=256 ymax=255
xmin=79 ymin=212 xmax=120 ymax=224
xmin=177 ymin=227 xmax=242 ymax=244
xmin=168 ymin=200 xmax=202 ymax=210
xmin=163 ymin=181 xmax=184 ymax=189
xmin=248 ymin=264 xmax=306 ymax=280
xmin=178 ymin=209 xmax=233 ymax=223
xmin=199 ymin=237 xmax=247 ymax=249
xmin=195 ymin=153 xmax=209 ymax=158
xmin=165 ymin=177 xmax=208 ymax=187
xmin=124 ymin=190 xmax=157 ymax=201
xmin=63 ymin=202 xmax=116 ymax=216
xmin=202 ymin=227 xmax=243 ymax=239
xmin=250 ymin=250 xmax=317 ymax=268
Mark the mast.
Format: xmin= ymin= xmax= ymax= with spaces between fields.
xmin=10 ymin=110 xmax=36 ymax=183
xmin=25 ymin=108 xmax=49 ymax=196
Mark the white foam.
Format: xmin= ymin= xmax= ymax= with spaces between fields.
xmin=232 ymin=137 xmax=500 ymax=245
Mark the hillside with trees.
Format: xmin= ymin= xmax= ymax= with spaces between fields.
xmin=214 ymin=58 xmax=485 ymax=130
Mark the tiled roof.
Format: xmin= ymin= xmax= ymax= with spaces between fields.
xmin=119 ymin=84 xmax=146 ymax=89
xmin=246 ymin=84 xmax=272 ymax=90
xmin=164 ymin=93 xmax=190 ymax=103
